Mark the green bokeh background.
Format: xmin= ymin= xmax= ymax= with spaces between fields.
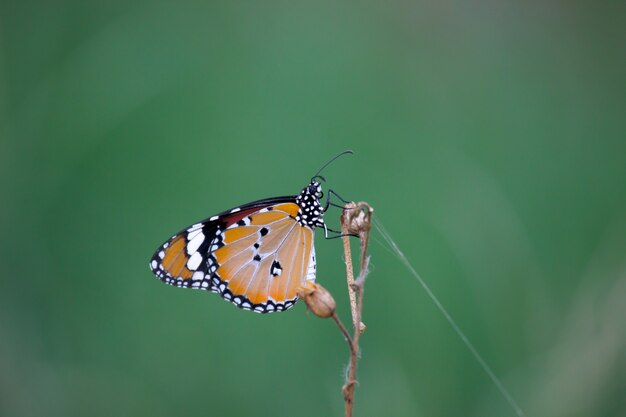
xmin=2 ymin=1 xmax=625 ymax=416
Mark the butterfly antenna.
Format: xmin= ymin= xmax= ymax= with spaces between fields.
xmin=312 ymin=150 xmax=353 ymax=181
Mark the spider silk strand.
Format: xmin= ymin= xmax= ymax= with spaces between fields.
xmin=373 ymin=218 xmax=526 ymax=417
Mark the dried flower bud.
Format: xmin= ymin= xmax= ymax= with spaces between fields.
xmin=297 ymin=282 xmax=336 ymax=318
xmin=341 ymin=202 xmax=373 ymax=235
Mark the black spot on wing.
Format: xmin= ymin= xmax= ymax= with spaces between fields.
xmin=270 ymin=260 xmax=282 ymax=277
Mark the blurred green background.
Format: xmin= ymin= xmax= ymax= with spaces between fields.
xmin=1 ymin=1 xmax=625 ymax=416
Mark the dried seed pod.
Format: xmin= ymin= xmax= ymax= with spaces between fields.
xmin=297 ymin=282 xmax=336 ymax=318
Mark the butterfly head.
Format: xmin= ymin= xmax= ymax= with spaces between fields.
xmin=295 ymin=180 xmax=325 ymax=229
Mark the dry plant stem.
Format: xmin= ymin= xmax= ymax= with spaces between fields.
xmin=332 ymin=312 xmax=355 ymax=356
xmin=341 ymin=226 xmax=359 ymax=330
xmin=337 ymin=202 xmax=373 ymax=417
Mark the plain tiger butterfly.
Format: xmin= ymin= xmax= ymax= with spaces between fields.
xmin=148 ymin=151 xmax=352 ymax=313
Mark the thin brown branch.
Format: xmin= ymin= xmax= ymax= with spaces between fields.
xmin=339 ymin=202 xmax=373 ymax=417
xmin=332 ymin=312 xmax=355 ymax=356
xmin=341 ymin=221 xmax=359 ymax=331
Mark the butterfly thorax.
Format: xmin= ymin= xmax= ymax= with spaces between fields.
xmin=295 ymin=181 xmax=325 ymax=229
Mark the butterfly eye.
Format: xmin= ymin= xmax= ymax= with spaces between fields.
xmin=309 ymin=183 xmax=323 ymax=199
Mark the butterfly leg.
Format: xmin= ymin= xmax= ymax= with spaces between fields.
xmin=323 ymin=223 xmax=358 ymax=240
xmin=323 ymin=189 xmax=352 ymax=212
xmin=321 ymin=190 xmax=358 ymax=239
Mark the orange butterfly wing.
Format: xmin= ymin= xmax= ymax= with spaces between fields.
xmin=210 ymin=203 xmax=316 ymax=312
xmin=150 ymin=201 xmax=317 ymax=313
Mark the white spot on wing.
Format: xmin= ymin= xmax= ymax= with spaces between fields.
xmin=209 ymin=215 xmax=219 ymax=221
xmin=150 ymin=260 xmax=157 ymax=269
xmin=187 ymin=223 xmax=202 ymax=233
xmin=187 ymin=232 xmax=205 ymax=254
xmin=230 ymin=207 xmax=241 ymax=213
xmin=187 ymin=228 xmax=202 ymax=240
xmin=187 ymin=252 xmax=202 ymax=270
xmin=306 ymin=241 xmax=316 ymax=283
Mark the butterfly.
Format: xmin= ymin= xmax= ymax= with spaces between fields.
xmin=148 ymin=151 xmax=352 ymax=313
